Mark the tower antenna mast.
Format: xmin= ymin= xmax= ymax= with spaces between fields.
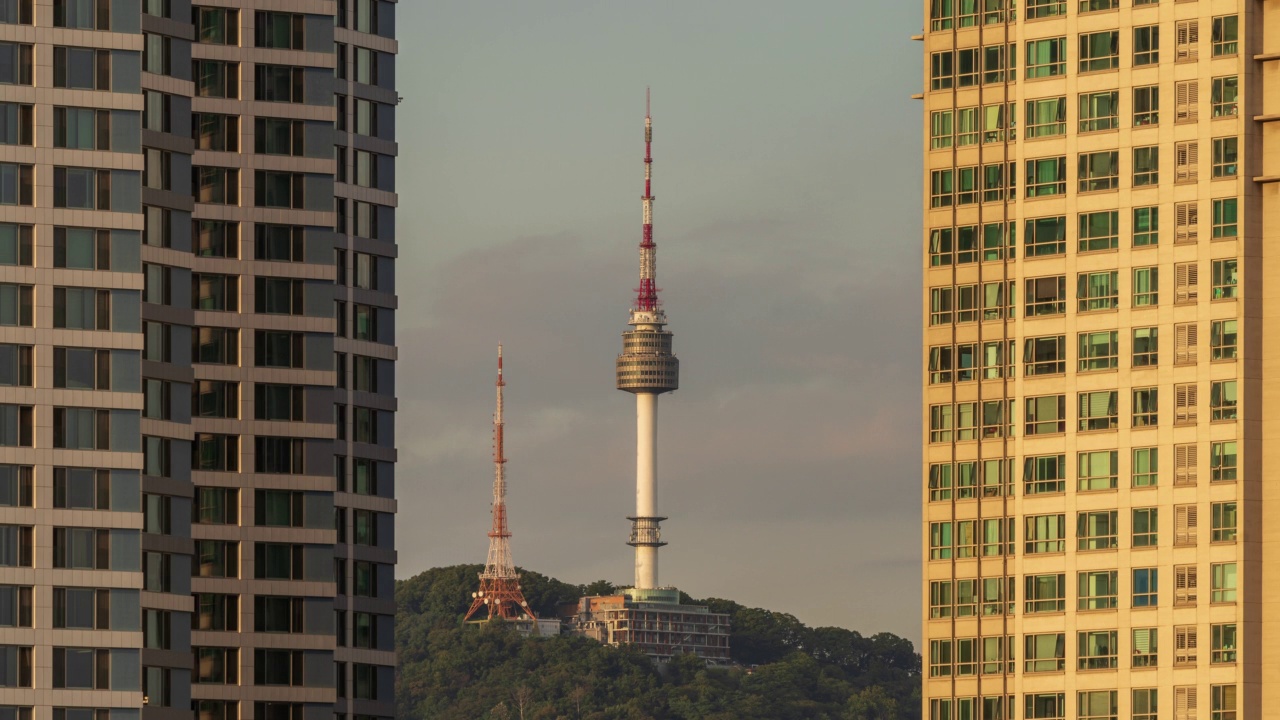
xmin=464 ymin=345 xmax=536 ymax=622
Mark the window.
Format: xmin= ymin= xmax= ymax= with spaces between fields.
xmin=0 ymin=345 xmax=31 ymax=387
xmin=194 ymin=113 xmax=238 ymax=152
xmin=1211 ymin=320 xmax=1237 ymax=361
xmin=255 ymin=170 xmax=303 ymax=208
xmin=1132 ymin=147 xmax=1158 ymax=187
xmin=1129 ymin=507 xmax=1158 ymax=548
xmin=0 ymin=43 xmax=31 ymax=85
xmin=1175 ymin=262 xmax=1199 ymax=303
xmin=53 ymin=107 xmax=104 ymax=150
xmin=0 ymin=466 xmax=30 ymax=507
xmin=982 ymin=282 xmax=1014 ymax=323
xmin=1025 ymin=395 xmax=1065 ymax=435
xmin=196 ymin=540 xmax=238 ymax=578
xmin=192 ymin=380 xmax=237 ymax=419
xmin=1024 ymin=215 xmax=1065 ymax=257
xmin=1077 ymin=510 xmax=1117 ymax=550
xmin=194 ymin=166 xmax=239 ymax=204
xmin=1211 ymin=441 xmax=1236 ymax=482
xmin=0 ymin=405 xmax=31 ymax=448
xmin=1024 ymin=633 xmax=1065 ymax=673
xmin=1134 ymin=25 xmax=1159 ymax=65
xmin=1176 ymin=80 xmax=1199 ymax=125
xmin=193 ymin=434 xmax=238 ymax=471
xmin=1027 ymin=38 xmax=1065 ymax=78
xmin=1075 ymin=211 xmax=1117 ymax=253
xmin=1133 ymin=568 xmax=1158 ymax=608
xmin=194 ymin=327 xmax=238 ymax=365
xmin=1024 ymin=454 xmax=1066 ymax=495
xmin=195 ymin=7 xmax=239 ymax=44
xmin=53 ymin=348 xmax=111 ymax=391
xmin=193 ymin=60 xmax=238 ymax=98
xmin=1078 ymin=391 xmax=1117 ymax=431
xmin=1212 ymin=199 xmax=1238 ymax=240
xmin=1212 ymin=137 xmax=1238 ymax=178
xmin=53 ymin=47 xmax=107 ymax=90
xmin=1133 ymin=207 xmax=1158 ymax=247
xmin=1026 ymin=157 xmax=1065 ymax=197
xmin=1025 ymin=514 xmax=1066 ymax=554
xmin=1211 ymin=563 xmax=1236 ymax=603
xmin=1177 ymin=563 xmax=1198 ymax=602
xmin=1025 ymin=574 xmax=1066 ymax=613
xmin=1078 ymin=451 xmax=1117 ymax=491
xmin=1132 ymin=632 xmax=1157 ymax=669
xmin=256 ymin=117 xmax=303 ymax=155
xmin=929 ymin=522 xmax=953 ymax=560
xmin=1132 ymin=267 xmax=1158 ymax=308
xmin=1133 ymin=388 xmax=1158 ymax=427
xmin=195 ymin=487 xmax=238 ymax=525
xmin=1176 ymin=443 xmax=1199 ymax=486
xmin=930 ymin=170 xmax=952 ymax=208
xmin=53 ymin=647 xmax=116 ymax=689
xmin=0 ymin=524 xmax=30 ymax=566
xmin=1078 ymin=571 xmax=1117 ymax=611
xmin=1079 ymin=31 xmax=1118 ymax=72
xmin=55 ymin=461 xmax=120 ymax=507
xmin=1078 ymin=692 xmax=1117 ymax=720
xmin=1078 ymin=331 xmax=1119 ymax=371
xmin=1176 ymin=19 xmax=1200 ymax=62
xmin=255 ymin=224 xmax=304 ymax=261
xmin=1211 ymin=686 xmax=1235 ymax=720
xmin=255 ymin=64 xmax=303 ymax=103
xmin=1175 ymin=141 xmax=1199 ymax=183
xmin=191 ymin=219 xmax=232 ymax=257
xmin=1078 ymin=271 xmax=1118 ymax=312
xmin=255 ymin=438 xmax=304 ymax=474
xmin=1078 ymin=151 xmax=1119 ymax=192
xmin=1077 ymin=631 xmax=1118 ymax=671
xmin=54 ymin=167 xmax=106 ymax=209
xmin=144 ymin=263 xmax=171 ymax=305
xmin=192 ymin=273 xmax=238 ymax=312
xmin=195 ymin=593 xmax=238 ymax=631
xmin=1026 ymin=694 xmax=1065 ymax=720
xmin=194 ymin=647 xmax=238 ymax=684
xmin=144 ymin=33 xmax=170 ymax=75
xmin=1210 ymin=259 xmax=1238 ymax=303
xmin=1212 ymin=16 xmax=1238 ymax=57
xmin=1025 ymin=335 xmax=1065 ymax=376
xmin=1132 ymin=448 xmax=1158 ymax=489
xmin=1079 ymin=91 xmax=1117 ymax=132
xmin=1212 ymin=76 xmax=1238 ymax=118
xmin=1134 ymin=85 xmax=1158 ymax=126
xmin=52 ymin=408 xmax=109 ymax=450
xmin=1026 ymin=97 xmax=1066 ymax=138
xmin=1212 ymin=502 xmax=1237 ymax=543
xmin=0 ymin=0 xmax=31 ymax=25
xmin=1173 ymin=324 xmax=1202 ymax=370
xmin=1026 ymin=276 xmax=1066 ymax=317
xmin=1211 ymin=625 xmax=1237 ymax=664
xmin=256 ymin=11 xmax=303 ymax=49
xmin=255 ymin=277 xmax=303 ymax=314
xmin=1172 ymin=504 xmax=1198 ymax=547
xmin=1211 ymin=380 xmax=1237 ymax=421
xmin=255 ymin=543 xmax=301 ymax=580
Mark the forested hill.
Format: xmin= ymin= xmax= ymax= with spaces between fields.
xmin=395 ymin=565 xmax=921 ymax=720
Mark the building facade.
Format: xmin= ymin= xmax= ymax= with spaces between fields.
xmin=0 ymin=1 xmax=398 ymax=719
xmin=920 ymin=1 xmax=1255 ymax=718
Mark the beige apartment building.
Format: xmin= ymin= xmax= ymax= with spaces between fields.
xmin=920 ymin=0 xmax=1263 ymax=718
xmin=0 ymin=2 xmax=398 ymax=720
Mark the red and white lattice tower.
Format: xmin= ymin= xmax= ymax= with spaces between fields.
xmin=464 ymin=345 xmax=535 ymax=622
xmin=615 ymin=91 xmax=680 ymax=590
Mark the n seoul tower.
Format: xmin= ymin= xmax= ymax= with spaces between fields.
xmin=615 ymin=91 xmax=679 ymax=591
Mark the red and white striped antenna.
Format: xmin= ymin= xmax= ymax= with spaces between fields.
xmin=635 ymin=88 xmax=660 ymax=312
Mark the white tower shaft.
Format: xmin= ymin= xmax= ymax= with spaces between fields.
xmin=635 ymin=392 xmax=659 ymax=588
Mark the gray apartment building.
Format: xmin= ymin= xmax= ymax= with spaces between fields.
xmin=0 ymin=1 xmax=399 ymax=720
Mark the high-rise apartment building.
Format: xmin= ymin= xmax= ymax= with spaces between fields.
xmin=0 ymin=2 xmax=398 ymax=720
xmin=921 ymin=1 xmax=1253 ymax=719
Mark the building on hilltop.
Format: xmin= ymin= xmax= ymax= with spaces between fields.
xmin=565 ymin=93 xmax=730 ymax=665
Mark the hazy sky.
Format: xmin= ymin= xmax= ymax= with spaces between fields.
xmin=394 ymin=1 xmax=925 ymax=643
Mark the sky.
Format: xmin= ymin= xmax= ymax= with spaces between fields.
xmin=393 ymin=1 xmax=925 ymax=644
